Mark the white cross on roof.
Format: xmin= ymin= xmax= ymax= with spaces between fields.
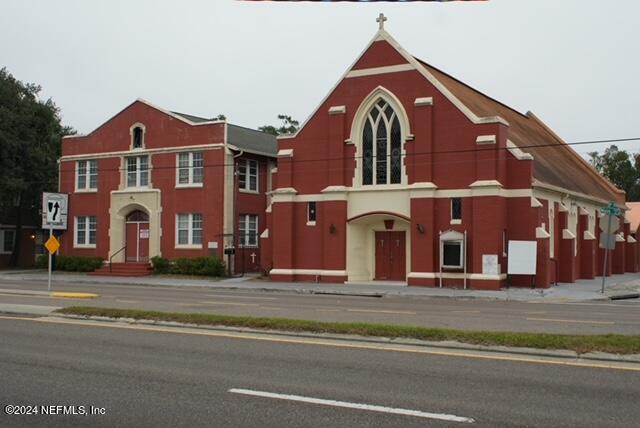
xmin=376 ymin=13 xmax=387 ymax=31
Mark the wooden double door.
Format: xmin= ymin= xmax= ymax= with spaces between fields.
xmin=125 ymin=210 xmax=149 ymax=263
xmin=375 ymin=231 xmax=406 ymax=281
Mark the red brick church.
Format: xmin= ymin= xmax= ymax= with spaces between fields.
xmin=261 ymin=15 xmax=636 ymax=289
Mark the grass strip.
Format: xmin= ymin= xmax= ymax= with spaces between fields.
xmin=56 ymin=306 xmax=640 ymax=355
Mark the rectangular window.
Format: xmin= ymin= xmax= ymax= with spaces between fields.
xmin=176 ymin=213 xmax=203 ymax=246
xmin=239 ymin=214 xmax=258 ymax=247
xmin=75 ymin=216 xmax=97 ymax=247
xmin=238 ymin=159 xmax=258 ymax=192
xmin=307 ymin=202 xmax=317 ymax=224
xmin=177 ymin=152 xmax=204 ymax=186
xmin=451 ymin=198 xmax=462 ymax=222
xmin=126 ymin=156 xmax=149 ymax=188
xmin=1 ymin=230 xmax=15 ymax=254
xmin=77 ymin=160 xmax=98 ymax=190
xmin=442 ymin=241 xmax=463 ymax=268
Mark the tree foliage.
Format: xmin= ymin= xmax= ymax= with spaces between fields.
xmin=0 ymin=67 xmax=74 ymax=264
xmin=258 ymin=114 xmax=299 ymax=136
xmin=588 ymin=145 xmax=640 ymax=201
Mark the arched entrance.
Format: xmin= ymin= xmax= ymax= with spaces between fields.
xmin=125 ymin=210 xmax=150 ymax=262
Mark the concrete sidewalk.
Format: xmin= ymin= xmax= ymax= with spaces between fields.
xmin=1 ymin=270 xmax=639 ymax=302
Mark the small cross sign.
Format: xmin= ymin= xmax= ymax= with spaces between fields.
xmin=376 ymin=13 xmax=387 ymax=31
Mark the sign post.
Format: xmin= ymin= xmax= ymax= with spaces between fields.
xmin=42 ymin=193 xmax=69 ymax=292
xmin=599 ymin=202 xmax=621 ymax=294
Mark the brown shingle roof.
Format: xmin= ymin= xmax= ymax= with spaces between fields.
xmin=415 ymin=58 xmax=624 ymax=204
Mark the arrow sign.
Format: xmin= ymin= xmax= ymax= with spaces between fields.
xmin=42 ymin=192 xmax=69 ymax=230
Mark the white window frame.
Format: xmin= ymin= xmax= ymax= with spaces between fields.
xmin=125 ymin=155 xmax=150 ymax=189
xmin=74 ymin=216 xmax=96 ymax=248
xmin=450 ymin=197 xmax=462 ymax=225
xmin=76 ymin=159 xmax=98 ymax=192
xmin=0 ymin=229 xmax=16 ymax=254
xmin=176 ymin=152 xmax=204 ymax=188
xmin=175 ymin=213 xmax=203 ymax=248
xmin=238 ymin=214 xmax=259 ymax=247
xmin=441 ymin=240 xmax=464 ymax=269
xmin=307 ymin=201 xmax=317 ymax=226
xmin=238 ymin=159 xmax=259 ymax=193
xmin=130 ymin=123 xmax=146 ymax=150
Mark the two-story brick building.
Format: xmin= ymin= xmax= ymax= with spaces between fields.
xmin=59 ymin=99 xmax=276 ymax=275
xmin=261 ymin=18 xmax=636 ymax=289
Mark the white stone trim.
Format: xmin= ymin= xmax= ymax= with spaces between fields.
xmin=506 ymin=140 xmax=533 ymax=161
xmin=584 ymin=231 xmax=596 ymax=240
xmin=277 ymin=149 xmax=294 ymax=158
xmin=328 ymin=105 xmax=346 ymax=115
xmin=476 ymin=135 xmax=496 ymax=145
xmin=579 ymin=207 xmax=589 ymax=216
xmin=408 ymin=272 xmax=506 ymax=281
xmin=345 ymin=63 xmax=415 ymax=79
xmin=270 ymin=269 xmax=347 ymax=277
xmin=616 ymin=233 xmax=625 ymax=242
xmin=469 ymin=180 xmax=502 ymax=188
xmin=60 ymin=143 xmax=224 ymax=162
xmin=533 ymin=180 xmax=616 ymax=207
xmin=531 ymin=197 xmax=543 ymax=208
xmin=271 ymin=185 xmax=532 ymax=204
xmin=536 ymin=226 xmax=551 ymax=239
xmin=627 ymin=235 xmax=636 ymax=243
xmin=260 ymin=228 xmax=269 ymax=239
xmin=414 ymin=97 xmax=433 ymax=107
xmin=562 ymin=229 xmax=575 ymax=240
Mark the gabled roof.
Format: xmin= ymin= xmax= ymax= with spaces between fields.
xmin=279 ymin=26 xmax=624 ymax=205
xmin=227 ymin=124 xmax=278 ymax=157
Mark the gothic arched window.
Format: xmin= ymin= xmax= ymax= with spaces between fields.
xmin=362 ymin=99 xmax=402 ymax=186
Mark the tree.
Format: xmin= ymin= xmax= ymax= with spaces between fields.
xmin=588 ymin=145 xmax=640 ymax=201
xmin=259 ymin=114 xmax=299 ymax=136
xmin=212 ymin=114 xmax=226 ymax=121
xmin=0 ymin=67 xmax=74 ymax=266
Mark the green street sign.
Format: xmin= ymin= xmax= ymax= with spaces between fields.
xmin=600 ymin=201 xmax=621 ymax=217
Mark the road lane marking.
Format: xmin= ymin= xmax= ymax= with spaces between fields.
xmin=526 ymin=317 xmax=615 ymax=325
xmin=346 ymin=309 xmax=416 ymax=315
xmin=315 ymin=309 xmax=340 ymax=313
xmin=451 ymin=310 xmax=480 ymax=314
xmin=228 ymin=388 xmax=474 ymax=423
xmin=2 ymin=316 xmax=639 ymax=372
xmin=177 ymin=302 xmax=260 ymax=307
xmin=116 ymin=299 xmax=140 ymax=304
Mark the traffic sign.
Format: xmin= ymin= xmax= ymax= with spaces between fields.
xmin=44 ymin=235 xmax=60 ymax=254
xmin=599 ymin=233 xmax=616 ymax=250
xmin=599 ymin=214 xmax=620 ymax=233
xmin=42 ymin=192 xmax=69 ymax=230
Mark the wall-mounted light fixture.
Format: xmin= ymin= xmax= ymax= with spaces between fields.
xmin=416 ymin=224 xmax=425 ymax=234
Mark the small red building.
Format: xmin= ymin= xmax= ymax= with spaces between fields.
xmin=59 ymin=99 xmax=277 ymax=274
xmin=261 ymin=19 xmax=633 ymax=289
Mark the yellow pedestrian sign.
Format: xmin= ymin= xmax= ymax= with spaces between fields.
xmin=45 ymin=235 xmax=60 ymax=255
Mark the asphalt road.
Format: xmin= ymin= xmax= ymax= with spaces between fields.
xmin=1 ymin=316 xmax=639 ymax=427
xmin=1 ymin=278 xmax=639 ymax=335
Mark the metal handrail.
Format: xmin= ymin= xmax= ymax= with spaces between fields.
xmin=109 ymin=245 xmax=127 ymax=272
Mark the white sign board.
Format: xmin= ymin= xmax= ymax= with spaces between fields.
xmin=482 ymin=255 xmax=499 ymax=275
xmin=507 ymin=241 xmax=537 ymax=275
xmin=42 ymin=192 xmax=69 ymax=230
xmin=139 ymin=229 xmax=150 ymax=239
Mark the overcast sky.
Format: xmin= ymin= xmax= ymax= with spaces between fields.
xmin=2 ymin=0 xmax=638 ymax=156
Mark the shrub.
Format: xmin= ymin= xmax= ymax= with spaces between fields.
xmin=54 ymin=256 xmax=104 ymax=272
xmin=35 ymin=254 xmax=48 ymax=269
xmin=150 ymin=256 xmax=171 ymax=274
xmin=172 ymin=257 xmax=225 ymax=277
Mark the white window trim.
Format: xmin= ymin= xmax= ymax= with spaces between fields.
xmin=75 ymin=159 xmax=98 ymax=192
xmin=74 ymin=216 xmax=96 ymax=249
xmin=175 ymin=152 xmax=204 ymax=188
xmin=125 ymin=155 xmax=150 ymax=189
xmin=450 ymin=198 xmax=462 ymax=224
xmin=307 ymin=202 xmax=317 ymax=226
xmin=175 ymin=213 xmax=203 ymax=249
xmin=239 ymin=214 xmax=259 ymax=247
xmin=442 ymin=240 xmax=464 ymax=269
xmin=129 ymin=123 xmax=146 ymax=151
xmin=0 ymin=229 xmax=16 ymax=254
xmin=238 ymin=159 xmax=259 ymax=193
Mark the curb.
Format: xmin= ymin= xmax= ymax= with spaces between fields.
xmin=52 ymin=313 xmax=640 ymax=365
